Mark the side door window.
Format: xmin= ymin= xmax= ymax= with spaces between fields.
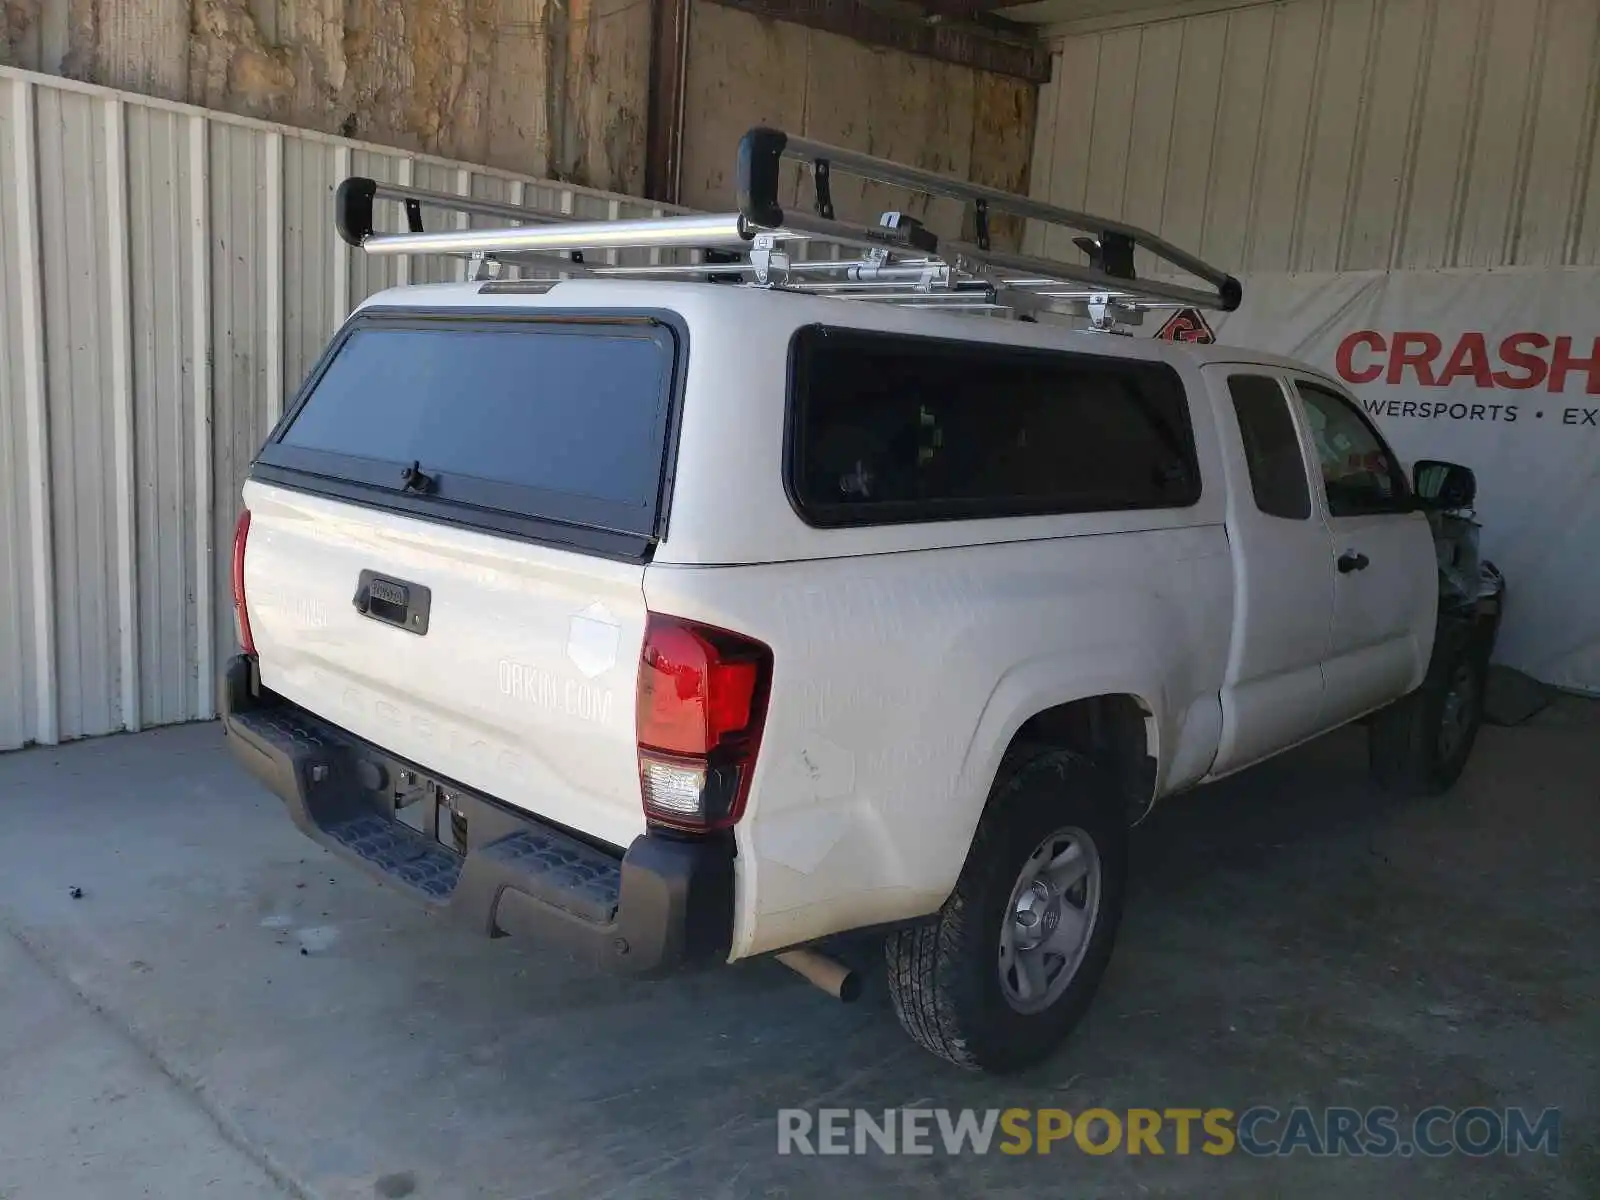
xmin=1294 ymin=380 xmax=1410 ymax=516
xmin=1296 ymin=377 xmax=1429 ymax=721
xmin=1227 ymin=375 xmax=1311 ymax=520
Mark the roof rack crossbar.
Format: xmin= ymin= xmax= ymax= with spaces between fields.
xmin=942 ymin=237 xmax=1235 ymax=311
xmin=331 ymin=126 xmax=1245 ymax=325
xmin=739 ymin=127 xmax=1248 ymax=312
xmin=352 ymin=211 xmax=755 ymax=258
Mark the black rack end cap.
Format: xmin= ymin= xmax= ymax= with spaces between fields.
xmin=335 ymin=176 xmax=379 ymax=247
xmin=1220 ymin=274 xmax=1244 ymax=312
xmin=737 ymin=127 xmax=788 ymax=228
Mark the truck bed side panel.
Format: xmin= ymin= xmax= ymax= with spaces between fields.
xmin=645 ymin=525 xmax=1234 ymax=959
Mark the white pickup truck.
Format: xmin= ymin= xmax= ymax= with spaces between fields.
xmin=222 ymin=132 xmax=1503 ymax=1072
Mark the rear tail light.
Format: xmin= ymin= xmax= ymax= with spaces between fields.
xmin=232 ymin=508 xmax=255 ymax=655
xmin=636 ymin=613 xmax=772 ymax=831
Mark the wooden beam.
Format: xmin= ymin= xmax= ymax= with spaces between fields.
xmin=919 ymin=0 xmax=1024 ymax=17
xmin=948 ymin=7 xmax=1041 ymax=40
xmin=646 ymin=0 xmax=691 ymax=203
xmin=699 ymin=0 xmax=1050 ymax=83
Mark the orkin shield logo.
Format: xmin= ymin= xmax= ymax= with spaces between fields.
xmin=566 ymin=602 xmax=620 ymax=679
xmin=1153 ymin=307 xmax=1217 ymax=344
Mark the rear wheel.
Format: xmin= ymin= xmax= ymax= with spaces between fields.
xmin=1369 ymin=616 xmax=1486 ymax=796
xmin=884 ymin=749 xmax=1127 ymax=1073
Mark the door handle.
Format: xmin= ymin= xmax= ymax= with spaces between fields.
xmin=1337 ymin=550 xmax=1370 ymax=574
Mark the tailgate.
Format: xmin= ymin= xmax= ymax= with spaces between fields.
xmin=237 ymin=309 xmax=683 ymax=850
xmin=243 ymin=481 xmax=648 ymax=849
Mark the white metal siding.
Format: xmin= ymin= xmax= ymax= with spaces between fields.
xmin=0 ymin=66 xmax=677 ymax=751
xmin=1029 ymin=0 xmax=1600 ymax=272
xmin=126 ymin=101 xmax=201 ymax=730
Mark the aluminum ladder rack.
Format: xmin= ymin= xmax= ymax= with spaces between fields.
xmin=334 ymin=127 xmax=1243 ymax=328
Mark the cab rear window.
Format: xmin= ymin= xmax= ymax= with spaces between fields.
xmin=257 ymin=312 xmax=681 ymax=551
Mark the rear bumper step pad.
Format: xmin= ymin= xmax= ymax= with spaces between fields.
xmin=219 ymin=655 xmax=732 ymax=975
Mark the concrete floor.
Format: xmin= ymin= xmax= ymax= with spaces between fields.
xmin=0 ymin=704 xmax=1594 ymax=1199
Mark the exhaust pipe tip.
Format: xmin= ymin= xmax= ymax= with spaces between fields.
xmin=776 ymin=947 xmax=861 ymax=1003
xmin=835 ymin=967 xmax=863 ymax=1004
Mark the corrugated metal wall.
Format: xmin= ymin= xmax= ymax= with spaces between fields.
xmin=0 ymin=66 xmax=677 ymax=752
xmin=1028 ymin=0 xmax=1600 ymax=273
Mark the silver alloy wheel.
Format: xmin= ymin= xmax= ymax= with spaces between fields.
xmin=998 ymin=825 xmax=1102 ymax=1015
xmin=1438 ymin=659 xmax=1479 ymax=763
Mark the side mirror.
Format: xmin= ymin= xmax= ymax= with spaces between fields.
xmin=1412 ymin=459 xmax=1476 ymax=510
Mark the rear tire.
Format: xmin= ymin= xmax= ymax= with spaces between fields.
xmin=884 ymin=749 xmax=1127 ymax=1073
xmin=1368 ymin=616 xmax=1486 ymax=796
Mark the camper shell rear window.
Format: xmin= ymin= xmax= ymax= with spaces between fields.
xmin=254 ymin=310 xmax=684 ymax=558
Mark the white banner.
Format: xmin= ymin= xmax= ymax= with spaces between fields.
xmin=1178 ymin=268 xmax=1600 ymax=694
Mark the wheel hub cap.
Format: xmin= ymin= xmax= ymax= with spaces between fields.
xmin=1014 ymin=881 xmax=1061 ymax=949
xmin=998 ymin=826 xmax=1103 ymax=1015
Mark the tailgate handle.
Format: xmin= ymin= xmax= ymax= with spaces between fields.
xmin=353 ymin=571 xmax=431 ymax=635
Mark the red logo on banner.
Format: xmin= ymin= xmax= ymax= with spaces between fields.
xmin=1335 ymin=330 xmax=1600 ymax=394
xmin=1154 ymin=308 xmax=1216 ymax=344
